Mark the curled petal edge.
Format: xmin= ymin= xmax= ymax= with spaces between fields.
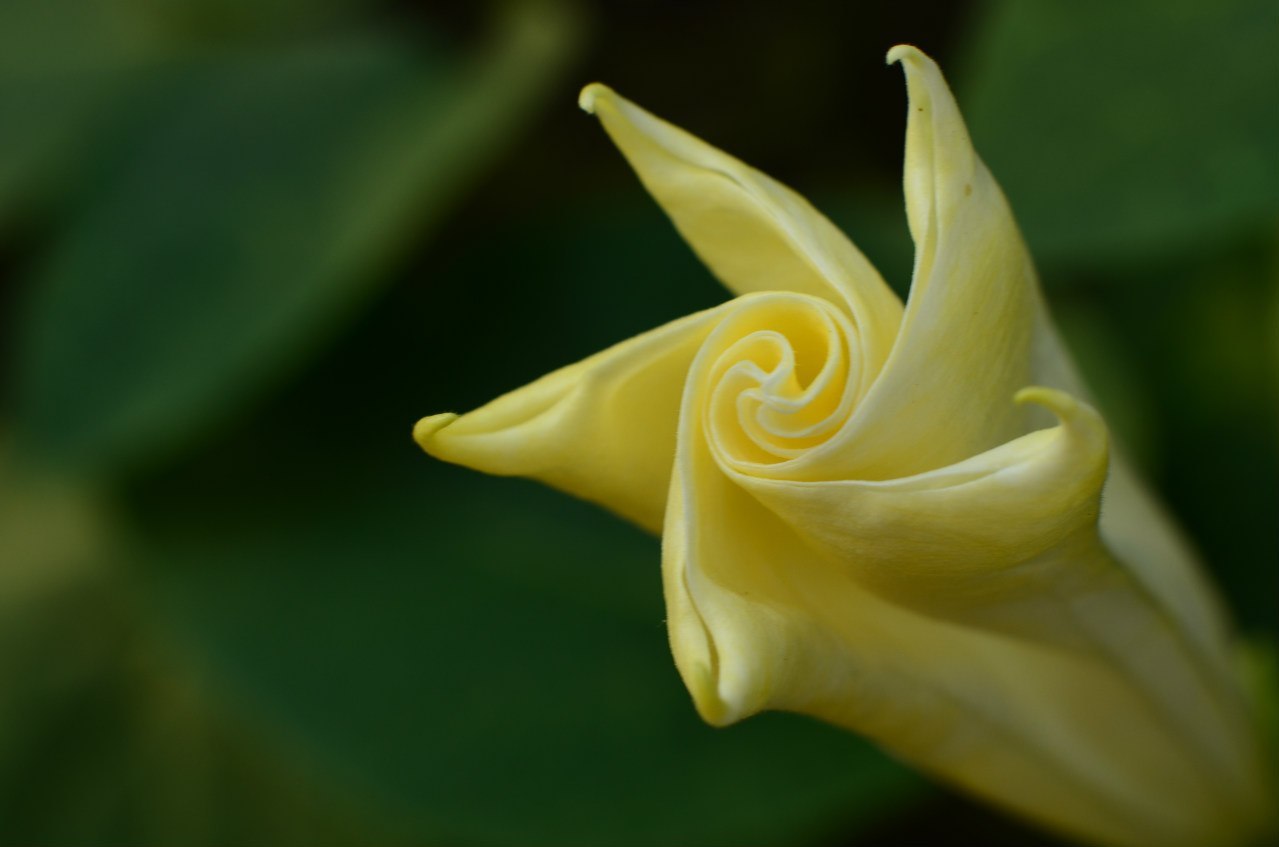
xmin=579 ymin=81 xmax=903 ymax=401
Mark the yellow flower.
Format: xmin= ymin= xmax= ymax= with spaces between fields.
xmin=415 ymin=45 xmax=1272 ymax=847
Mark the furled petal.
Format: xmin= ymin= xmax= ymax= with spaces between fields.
xmin=713 ymin=383 xmax=1268 ymax=815
xmin=416 ymin=300 xmax=747 ymax=532
xmin=751 ymin=45 xmax=1038 ymax=484
xmin=905 ymin=41 xmax=1246 ymax=737
xmin=855 ymin=49 xmax=1237 ymax=697
xmin=667 ymin=315 xmax=1255 ymax=847
xmin=580 ymin=83 xmax=903 ymax=398
xmin=723 ymin=386 xmax=1112 ymax=642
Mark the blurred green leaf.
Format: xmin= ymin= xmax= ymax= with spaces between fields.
xmin=961 ymin=0 xmax=1279 ymax=269
xmin=0 ymin=591 xmax=401 ymax=847
xmin=1238 ymin=638 xmax=1279 ymax=765
xmin=0 ymin=451 xmax=396 ymax=845
xmin=142 ymin=0 xmax=379 ymax=39
xmin=0 ymin=0 xmax=170 ymax=74
xmin=0 ymin=0 xmax=435 ymax=225
xmin=10 ymin=0 xmax=580 ymax=478
xmin=0 ymin=0 xmax=177 ymax=225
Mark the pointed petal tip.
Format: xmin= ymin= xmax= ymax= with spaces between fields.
xmin=413 ymin=412 xmax=458 ymax=452
xmin=886 ymin=43 xmax=924 ymax=66
xmin=1014 ymin=386 xmax=1077 ymax=414
xmin=1014 ymin=387 xmax=1106 ymax=441
xmin=887 ymin=44 xmax=945 ymax=87
xmin=578 ymin=82 xmax=613 ymax=114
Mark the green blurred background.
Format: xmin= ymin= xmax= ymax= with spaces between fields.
xmin=1 ymin=0 xmax=1276 ymax=844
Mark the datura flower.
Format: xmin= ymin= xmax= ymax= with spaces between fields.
xmin=415 ymin=46 xmax=1273 ymax=847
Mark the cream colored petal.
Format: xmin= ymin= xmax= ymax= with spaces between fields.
xmin=849 ymin=47 xmax=1258 ymax=779
xmin=416 ymin=299 xmax=749 ymax=532
xmin=719 ymin=386 xmax=1268 ymax=815
xmin=669 ymin=337 xmax=1252 ymax=847
xmin=771 ymin=46 xmax=1039 ymax=484
xmin=839 ymin=47 xmax=1236 ymax=692
xmin=580 ymin=83 xmax=903 ymax=394
xmin=725 ymin=387 xmax=1110 ymax=642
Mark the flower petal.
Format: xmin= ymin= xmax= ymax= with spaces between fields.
xmin=850 ymin=48 xmax=1237 ymax=691
xmin=723 ymin=387 xmax=1111 ymax=643
xmin=787 ymin=46 xmax=1040 ymax=483
xmin=416 ymin=300 xmax=746 ymax=532
xmin=719 ymin=384 xmax=1269 ymax=812
xmin=669 ymin=340 xmax=1249 ymax=847
xmin=580 ymin=82 xmax=903 ymax=389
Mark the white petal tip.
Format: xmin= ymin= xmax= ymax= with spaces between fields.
xmin=1014 ymin=387 xmax=1105 ymax=441
xmin=414 ymin=413 xmax=458 ymax=451
xmin=886 ymin=44 xmax=925 ymax=67
xmin=1014 ymin=386 xmax=1076 ymax=413
xmin=578 ymin=82 xmax=611 ymax=114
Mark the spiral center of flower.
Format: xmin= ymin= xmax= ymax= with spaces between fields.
xmin=702 ymin=293 xmax=859 ymax=466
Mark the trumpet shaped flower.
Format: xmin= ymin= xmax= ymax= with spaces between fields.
xmin=415 ymin=46 xmax=1272 ymax=847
